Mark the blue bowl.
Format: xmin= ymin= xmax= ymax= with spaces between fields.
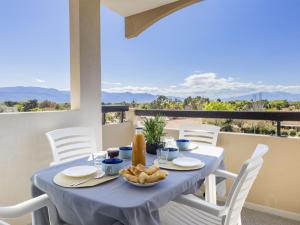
xmin=102 ymin=158 xmax=123 ymax=175
xmin=162 ymin=147 xmax=179 ymax=161
xmin=176 ymin=139 xmax=191 ymax=151
xmin=119 ymin=146 xmax=132 ymax=159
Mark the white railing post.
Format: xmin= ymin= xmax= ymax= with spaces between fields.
xmin=126 ymin=108 xmax=137 ymax=127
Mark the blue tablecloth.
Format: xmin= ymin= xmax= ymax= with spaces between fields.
xmin=32 ymin=147 xmax=224 ymax=225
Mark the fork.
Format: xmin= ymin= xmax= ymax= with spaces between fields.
xmin=70 ymin=173 xmax=104 ymax=187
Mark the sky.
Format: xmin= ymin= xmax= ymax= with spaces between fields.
xmin=0 ymin=0 xmax=300 ymax=98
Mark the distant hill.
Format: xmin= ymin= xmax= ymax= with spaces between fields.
xmin=1 ymin=87 xmax=299 ymax=103
xmin=224 ymin=92 xmax=300 ymax=101
xmin=102 ymin=92 xmax=159 ymax=103
xmin=0 ymin=86 xmax=174 ymax=103
xmin=0 ymin=87 xmax=70 ymax=103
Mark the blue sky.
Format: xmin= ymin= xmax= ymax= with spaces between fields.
xmin=0 ymin=0 xmax=300 ymax=98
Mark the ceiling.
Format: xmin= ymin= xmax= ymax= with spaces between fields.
xmin=101 ymin=0 xmax=179 ymax=17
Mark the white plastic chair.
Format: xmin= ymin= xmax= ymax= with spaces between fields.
xmin=179 ymin=124 xmax=220 ymax=146
xmin=179 ymin=124 xmax=225 ymax=198
xmin=0 ymin=194 xmax=60 ymax=225
xmin=160 ymin=144 xmax=269 ymax=225
xmin=46 ymin=127 xmax=97 ymax=166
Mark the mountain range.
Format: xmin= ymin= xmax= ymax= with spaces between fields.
xmin=0 ymin=87 xmax=299 ymax=103
xmin=224 ymin=92 xmax=300 ymax=101
xmin=0 ymin=86 xmax=166 ymax=103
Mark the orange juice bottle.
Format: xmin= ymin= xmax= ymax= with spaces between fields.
xmin=132 ymin=128 xmax=146 ymax=166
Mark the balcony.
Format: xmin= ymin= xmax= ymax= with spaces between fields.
xmin=1 ymin=107 xmax=300 ymax=225
xmin=1 ymin=0 xmax=300 ymax=224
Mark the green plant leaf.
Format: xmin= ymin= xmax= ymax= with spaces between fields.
xmin=143 ymin=115 xmax=166 ymax=145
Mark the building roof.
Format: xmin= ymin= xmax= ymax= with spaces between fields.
xmin=102 ymin=0 xmax=202 ymax=38
xmin=102 ymin=0 xmax=179 ymax=17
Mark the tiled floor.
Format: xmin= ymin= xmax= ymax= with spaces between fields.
xmin=15 ymin=206 xmax=300 ymax=225
xmin=242 ymin=208 xmax=300 ymax=225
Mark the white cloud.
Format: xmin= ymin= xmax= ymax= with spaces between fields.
xmin=175 ymin=73 xmax=300 ymax=98
xmin=35 ymin=78 xmax=46 ymax=83
xmin=102 ymin=72 xmax=300 ymax=98
xmin=102 ymin=81 xmax=121 ymax=86
xmin=103 ymin=85 xmax=159 ymax=94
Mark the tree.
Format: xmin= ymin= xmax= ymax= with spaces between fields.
xmin=183 ymin=96 xmax=193 ymax=107
xmin=0 ymin=104 xmax=8 ymax=113
xmin=20 ymin=99 xmax=39 ymax=112
xmin=4 ymin=101 xmax=18 ymax=107
xmin=39 ymin=100 xmax=56 ymax=109
xmin=183 ymin=96 xmax=209 ymax=110
xmin=150 ymin=95 xmax=171 ymax=109
xmin=130 ymin=100 xmax=137 ymax=108
xmin=203 ymin=102 xmax=236 ymax=111
xmin=269 ymin=100 xmax=289 ymax=110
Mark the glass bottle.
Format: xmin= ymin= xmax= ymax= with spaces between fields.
xmin=132 ymin=127 xmax=146 ymax=166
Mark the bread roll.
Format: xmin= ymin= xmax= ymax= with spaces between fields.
xmin=123 ymin=173 xmax=139 ymax=183
xmin=138 ymin=172 xmax=149 ymax=184
xmin=136 ymin=164 xmax=146 ymax=172
xmin=145 ymin=170 xmax=168 ymax=183
xmin=145 ymin=165 xmax=159 ymax=175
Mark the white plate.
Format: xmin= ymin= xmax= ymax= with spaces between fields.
xmin=62 ymin=166 xmax=98 ymax=178
xmin=123 ymin=177 xmax=161 ymax=187
xmin=172 ymin=157 xmax=204 ymax=168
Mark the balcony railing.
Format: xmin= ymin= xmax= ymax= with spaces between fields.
xmin=135 ymin=109 xmax=300 ymax=136
xmin=102 ymin=105 xmax=129 ymax=125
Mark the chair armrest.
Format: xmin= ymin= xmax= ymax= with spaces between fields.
xmin=50 ymin=161 xmax=59 ymax=166
xmin=0 ymin=194 xmax=50 ymax=218
xmin=173 ymin=194 xmax=227 ymax=217
xmin=213 ymin=169 xmax=238 ymax=180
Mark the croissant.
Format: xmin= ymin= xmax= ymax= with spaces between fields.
xmin=128 ymin=166 xmax=142 ymax=176
xmin=145 ymin=170 xmax=168 ymax=183
xmin=136 ymin=164 xmax=146 ymax=173
xmin=145 ymin=165 xmax=159 ymax=175
xmin=138 ymin=172 xmax=149 ymax=184
xmin=119 ymin=168 xmax=127 ymax=176
xmin=123 ymin=173 xmax=139 ymax=183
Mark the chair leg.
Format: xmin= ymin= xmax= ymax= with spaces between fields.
xmin=47 ymin=202 xmax=60 ymax=225
xmin=205 ymin=174 xmax=217 ymax=204
xmin=237 ymin=216 xmax=242 ymax=225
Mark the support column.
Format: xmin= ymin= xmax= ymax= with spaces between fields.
xmin=69 ymin=0 xmax=102 ymax=148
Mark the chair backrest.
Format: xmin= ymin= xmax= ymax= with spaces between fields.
xmin=179 ymin=124 xmax=220 ymax=146
xmin=46 ymin=127 xmax=97 ymax=165
xmin=224 ymin=144 xmax=269 ymax=225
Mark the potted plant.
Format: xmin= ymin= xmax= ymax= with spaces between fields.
xmin=143 ymin=115 xmax=166 ymax=154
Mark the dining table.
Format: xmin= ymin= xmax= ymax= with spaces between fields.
xmin=32 ymin=145 xmax=224 ymax=225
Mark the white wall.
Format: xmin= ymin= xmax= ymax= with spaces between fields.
xmin=0 ymin=111 xmax=82 ymax=224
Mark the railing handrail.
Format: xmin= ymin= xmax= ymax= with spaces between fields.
xmin=134 ymin=109 xmax=300 ymax=136
xmin=134 ymin=109 xmax=300 ymax=121
xmin=102 ymin=105 xmax=129 ymax=113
